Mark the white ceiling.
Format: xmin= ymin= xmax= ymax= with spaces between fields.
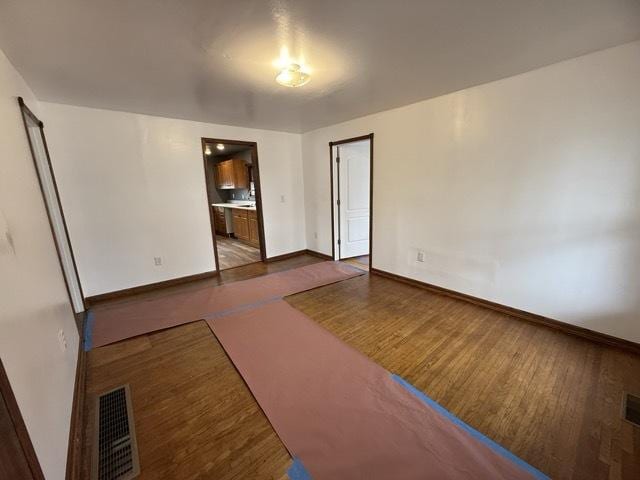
xmin=1 ymin=0 xmax=639 ymax=133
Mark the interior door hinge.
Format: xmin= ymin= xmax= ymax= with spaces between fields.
xmin=336 ymin=156 xmax=340 ymax=163
xmin=337 ymin=239 xmax=341 ymax=245
xmin=337 ymin=199 xmax=341 ymax=206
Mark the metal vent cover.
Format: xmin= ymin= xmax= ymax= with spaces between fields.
xmin=623 ymin=393 xmax=640 ymax=427
xmin=92 ymin=385 xmax=140 ymax=480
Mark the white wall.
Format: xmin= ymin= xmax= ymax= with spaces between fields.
xmin=0 ymin=49 xmax=79 ymax=479
xmin=41 ymin=103 xmax=306 ymax=296
xmin=302 ymin=41 xmax=640 ymax=343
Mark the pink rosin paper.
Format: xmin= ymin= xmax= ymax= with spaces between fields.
xmin=208 ymin=299 xmax=541 ymax=480
xmin=90 ymin=261 xmax=362 ymax=348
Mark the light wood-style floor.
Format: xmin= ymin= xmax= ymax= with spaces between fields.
xmin=82 ymin=255 xmax=640 ymax=480
xmin=342 ymin=255 xmax=369 ymax=271
xmin=215 ymin=235 xmax=261 ymax=270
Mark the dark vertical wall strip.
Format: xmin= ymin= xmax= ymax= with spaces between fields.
xmin=0 ymin=359 xmax=45 ymax=480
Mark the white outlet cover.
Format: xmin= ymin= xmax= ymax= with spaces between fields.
xmin=417 ymin=251 xmax=425 ymax=262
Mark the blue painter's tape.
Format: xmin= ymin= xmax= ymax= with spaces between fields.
xmin=83 ymin=310 xmax=94 ymax=352
xmin=287 ymin=457 xmax=313 ymax=480
xmin=391 ymin=374 xmax=549 ymax=480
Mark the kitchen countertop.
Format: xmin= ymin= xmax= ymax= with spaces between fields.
xmin=212 ymin=202 xmax=257 ymax=211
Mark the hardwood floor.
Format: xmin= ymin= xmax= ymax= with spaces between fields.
xmin=216 ymin=235 xmax=261 ymax=270
xmin=82 ymin=254 xmax=640 ymax=479
xmin=87 ymin=253 xmax=320 ymax=311
xmin=342 ymin=255 xmax=369 ymax=271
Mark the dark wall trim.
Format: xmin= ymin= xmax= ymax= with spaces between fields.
xmin=85 ymin=270 xmax=218 ymax=306
xmin=329 ymin=144 xmax=336 ymax=261
xmin=371 ymin=267 xmax=640 ymax=356
xmin=368 ymin=135 xmax=374 ymax=271
xmin=17 ymin=97 xmax=42 ymax=126
xmin=329 ymin=134 xmax=375 ymax=146
xmin=265 ymin=249 xmax=307 ymax=263
xmin=305 ymin=249 xmax=333 ymax=261
xmin=329 ymin=133 xmax=374 ymax=269
xmin=0 ymin=359 xmax=45 ymax=480
xmin=86 ymin=248 xmax=332 ymax=305
xmin=200 ymin=137 xmax=267 ymax=272
xmin=18 ymin=97 xmax=87 ymax=312
xmin=265 ymin=249 xmax=334 ymax=263
xmin=65 ymin=314 xmax=87 ymax=480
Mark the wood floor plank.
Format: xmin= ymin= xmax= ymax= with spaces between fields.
xmin=216 ymin=235 xmax=261 ymax=270
xmin=81 ymin=255 xmax=640 ymax=479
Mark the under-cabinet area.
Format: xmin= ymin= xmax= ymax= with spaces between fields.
xmin=203 ymin=140 xmax=263 ymax=270
xmin=211 ymin=204 xmax=260 ymax=248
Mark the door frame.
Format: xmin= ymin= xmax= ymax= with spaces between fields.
xmin=200 ymin=138 xmax=267 ymax=272
xmin=17 ymin=97 xmax=86 ymax=313
xmin=329 ymin=133 xmax=374 ymax=268
xmin=0 ymin=358 xmax=45 ymax=479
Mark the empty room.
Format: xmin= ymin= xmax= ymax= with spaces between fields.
xmin=1 ymin=1 xmax=639 ymax=479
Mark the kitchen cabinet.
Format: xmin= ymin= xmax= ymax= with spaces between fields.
xmin=214 ymin=162 xmax=231 ymax=188
xmin=212 ymin=206 xmax=229 ymax=235
xmin=232 ymin=208 xmax=260 ymax=248
xmin=214 ymin=159 xmax=249 ymax=189
xmin=248 ymin=209 xmax=259 ymax=247
xmin=232 ymin=209 xmax=250 ymax=242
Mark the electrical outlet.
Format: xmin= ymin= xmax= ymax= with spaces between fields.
xmin=57 ymin=329 xmax=67 ymax=352
xmin=314 ymin=232 xmax=318 ymax=240
xmin=154 ymin=256 xmax=162 ymax=266
xmin=280 ymin=195 xmax=286 ymax=203
xmin=417 ymin=251 xmax=425 ymax=262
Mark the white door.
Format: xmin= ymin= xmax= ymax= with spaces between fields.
xmin=337 ymin=140 xmax=370 ymax=259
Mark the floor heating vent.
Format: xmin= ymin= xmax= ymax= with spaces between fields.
xmin=624 ymin=393 xmax=640 ymax=427
xmin=92 ymin=385 xmax=140 ymax=480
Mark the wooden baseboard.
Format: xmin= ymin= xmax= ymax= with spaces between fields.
xmin=265 ymin=249 xmax=333 ymax=263
xmin=66 ymin=313 xmax=87 ymax=480
xmin=85 ymin=270 xmax=218 ymax=305
xmin=371 ymin=267 xmax=640 ymax=356
xmin=304 ymin=249 xmax=333 ymax=261
xmin=265 ymin=249 xmax=307 ymax=263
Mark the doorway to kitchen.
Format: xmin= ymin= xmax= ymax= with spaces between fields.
xmin=201 ymin=138 xmax=266 ymax=271
xmin=330 ymin=134 xmax=373 ymax=269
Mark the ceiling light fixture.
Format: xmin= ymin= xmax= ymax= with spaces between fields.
xmin=204 ymin=145 xmax=212 ymax=155
xmin=276 ymin=63 xmax=310 ymax=88
xmin=216 ymin=143 xmax=225 ymax=151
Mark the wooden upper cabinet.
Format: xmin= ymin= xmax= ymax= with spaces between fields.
xmin=214 ymin=159 xmax=249 ymax=189
xmin=232 ymin=160 xmax=249 ymax=188
xmin=213 ymin=161 xmax=233 ymax=188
